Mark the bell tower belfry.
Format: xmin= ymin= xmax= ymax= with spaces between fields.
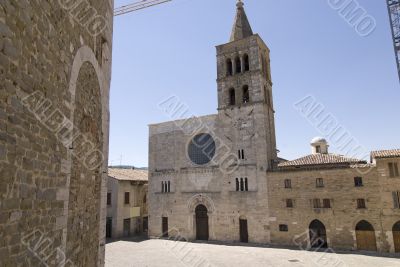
xmin=216 ymin=0 xmax=277 ymax=170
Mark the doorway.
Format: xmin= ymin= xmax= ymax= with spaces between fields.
xmin=309 ymin=220 xmax=328 ymax=248
xmin=355 ymin=220 xmax=377 ymax=251
xmin=239 ymin=219 xmax=248 ymax=243
xmin=195 ymin=205 xmax=209 ymax=240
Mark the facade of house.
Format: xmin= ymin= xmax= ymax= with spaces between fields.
xmin=107 ymin=168 xmax=148 ymax=239
xmin=148 ymin=0 xmax=400 ymax=253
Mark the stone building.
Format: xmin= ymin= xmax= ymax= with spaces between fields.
xmin=148 ymin=0 xmax=400 ymax=253
xmin=107 ymin=168 xmax=148 ymax=239
xmin=0 ymin=1 xmax=113 ymax=266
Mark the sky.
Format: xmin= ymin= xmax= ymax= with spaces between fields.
xmin=109 ymin=0 xmax=400 ymax=167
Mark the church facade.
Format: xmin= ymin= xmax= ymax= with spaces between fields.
xmin=148 ymin=1 xmax=400 ymax=253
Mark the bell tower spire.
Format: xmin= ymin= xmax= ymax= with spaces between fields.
xmin=230 ymin=0 xmax=254 ymax=42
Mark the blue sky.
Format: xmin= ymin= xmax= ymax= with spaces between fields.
xmin=109 ymin=0 xmax=399 ymax=167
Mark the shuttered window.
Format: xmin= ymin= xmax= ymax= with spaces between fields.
xmin=313 ymin=199 xmax=322 ymax=208
xmin=393 ymin=192 xmax=400 ymax=209
xmin=389 ymin=163 xmax=400 ymax=178
xmin=284 ymin=179 xmax=292 ymax=189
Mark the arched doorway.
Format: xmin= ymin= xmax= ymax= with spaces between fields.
xmin=355 ymin=220 xmax=377 ymax=251
xmin=393 ymin=221 xmax=400 ymax=253
xmin=309 ymin=220 xmax=328 ymax=248
xmin=196 ymin=205 xmax=209 ymax=240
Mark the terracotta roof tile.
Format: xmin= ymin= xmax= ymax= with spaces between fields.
xmin=278 ymin=154 xmax=366 ymax=168
xmin=108 ymin=168 xmax=148 ymax=182
xmin=371 ymin=149 xmax=400 ymax=159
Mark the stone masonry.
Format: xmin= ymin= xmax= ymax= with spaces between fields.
xmin=0 ymin=1 xmax=113 ymax=266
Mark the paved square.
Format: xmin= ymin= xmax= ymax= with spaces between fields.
xmin=105 ymin=239 xmax=400 ymax=267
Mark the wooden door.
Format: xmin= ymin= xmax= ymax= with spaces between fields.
xmin=123 ymin=218 xmax=131 ymax=237
xmin=196 ymin=205 xmax=209 ymax=240
xmin=393 ymin=231 xmax=400 ymax=253
xmin=162 ymin=217 xmax=168 ymax=237
xmin=239 ymin=219 xmax=248 ymax=243
xmin=356 ymin=230 xmax=377 ymax=251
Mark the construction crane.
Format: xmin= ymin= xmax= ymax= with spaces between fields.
xmin=387 ymin=0 xmax=400 ymax=82
xmin=114 ymin=0 xmax=172 ymax=16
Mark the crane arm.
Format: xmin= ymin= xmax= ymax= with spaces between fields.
xmin=114 ymin=0 xmax=172 ymax=16
xmin=387 ymin=0 xmax=400 ymax=82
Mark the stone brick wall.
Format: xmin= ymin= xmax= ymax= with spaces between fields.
xmin=267 ymin=164 xmax=400 ymax=253
xmin=0 ymin=1 xmax=113 ymax=266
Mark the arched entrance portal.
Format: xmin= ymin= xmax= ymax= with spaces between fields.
xmin=355 ymin=220 xmax=377 ymax=251
xmin=309 ymin=220 xmax=328 ymax=248
xmin=393 ymin=221 xmax=400 ymax=253
xmin=196 ymin=205 xmax=209 ymax=240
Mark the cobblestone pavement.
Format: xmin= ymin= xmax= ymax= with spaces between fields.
xmin=105 ymin=239 xmax=400 ymax=267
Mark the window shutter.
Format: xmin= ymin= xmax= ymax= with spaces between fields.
xmin=393 ymin=192 xmax=400 ymax=209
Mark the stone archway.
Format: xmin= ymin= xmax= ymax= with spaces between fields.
xmin=309 ymin=220 xmax=328 ymax=248
xmin=355 ymin=220 xmax=377 ymax=251
xmin=195 ymin=205 xmax=209 ymax=240
xmin=393 ymin=221 xmax=400 ymax=253
xmin=63 ymin=46 xmax=109 ymax=266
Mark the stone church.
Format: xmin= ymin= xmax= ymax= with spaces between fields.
xmin=148 ymin=1 xmax=400 ymax=253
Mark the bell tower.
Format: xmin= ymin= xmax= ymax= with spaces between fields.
xmin=216 ymin=0 xmax=277 ymax=170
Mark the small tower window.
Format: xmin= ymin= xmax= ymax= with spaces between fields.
xmin=229 ymin=88 xmax=236 ymax=106
xmin=226 ymin=59 xmax=233 ymax=76
xmin=235 ymin=56 xmax=241 ymax=74
xmin=243 ymin=54 xmax=250 ymax=71
xmin=242 ymin=86 xmax=250 ymax=103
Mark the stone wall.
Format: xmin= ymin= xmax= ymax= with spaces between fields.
xmin=0 ymin=1 xmax=113 ymax=266
xmin=267 ymin=163 xmax=400 ymax=253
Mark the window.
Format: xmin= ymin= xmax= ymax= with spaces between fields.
xmin=323 ymin=199 xmax=331 ymax=208
xmin=238 ymin=149 xmax=245 ymax=160
xmin=162 ymin=181 xmax=170 ymax=193
xmin=316 ymin=145 xmax=321 ymax=153
xmin=188 ymin=133 xmax=216 ymax=165
xmin=124 ymin=192 xmax=130 ymax=205
xmin=242 ymin=86 xmax=250 ymax=103
xmin=237 ymin=178 xmax=248 ymax=192
xmin=286 ymin=199 xmax=294 ymax=208
xmin=313 ymin=199 xmax=322 ymax=209
xmin=316 ymin=178 xmax=324 ymax=188
xmin=354 ymin=177 xmax=363 ymax=187
xmin=107 ymin=192 xmax=111 ymax=206
xmin=229 ymin=88 xmax=236 ymax=105
xmin=226 ymin=59 xmax=233 ymax=76
xmin=284 ymin=179 xmax=292 ymax=189
xmin=243 ymin=54 xmax=250 ymax=71
xmin=143 ymin=194 xmax=147 ymax=204
xmin=168 ymin=181 xmax=171 ymax=193
xmin=279 ymin=224 xmax=288 ymax=232
xmin=393 ymin=192 xmax=400 ymax=209
xmin=235 ymin=56 xmax=241 ymax=73
xmin=357 ymin=198 xmax=366 ymax=209
xmin=389 ymin=162 xmax=400 ymax=177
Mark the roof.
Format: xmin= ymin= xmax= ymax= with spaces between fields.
xmin=311 ymin=137 xmax=327 ymax=144
xmin=371 ymin=149 xmax=400 ymax=159
xmin=278 ymin=153 xmax=367 ymax=168
xmin=108 ymin=168 xmax=148 ymax=182
xmin=230 ymin=1 xmax=254 ymax=42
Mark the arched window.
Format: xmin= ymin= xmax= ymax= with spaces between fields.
xmin=229 ymin=88 xmax=236 ymax=106
xmin=244 ymin=178 xmax=248 ymax=191
xmin=242 ymin=86 xmax=250 ymax=104
xmin=161 ymin=181 xmax=164 ymax=193
xmin=226 ymin=59 xmax=233 ymax=76
xmin=236 ymin=178 xmax=239 ymax=191
xmin=235 ymin=56 xmax=241 ymax=74
xmin=243 ymin=54 xmax=250 ymax=72
xmin=167 ymin=181 xmax=171 ymax=193
xmin=240 ymin=178 xmax=244 ymax=191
